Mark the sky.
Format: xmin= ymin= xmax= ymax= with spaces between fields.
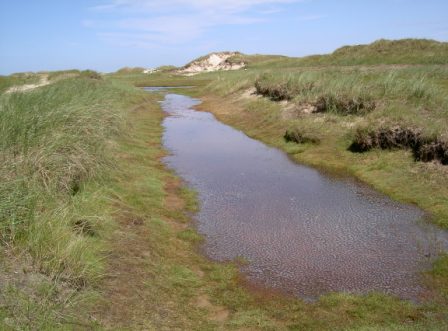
xmin=0 ymin=0 xmax=447 ymax=74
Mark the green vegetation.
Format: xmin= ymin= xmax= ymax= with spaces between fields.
xmin=228 ymin=53 xmax=287 ymax=67
xmin=156 ymin=65 xmax=178 ymax=72
xmin=242 ymin=38 xmax=448 ymax=69
xmin=1 ymin=38 xmax=448 ymax=330
xmin=45 ymin=69 xmax=83 ymax=81
xmin=320 ymin=38 xmax=448 ymax=65
xmin=115 ymin=66 xmax=147 ymax=74
xmin=0 ymin=75 xmax=142 ymax=328
xmin=115 ymin=65 xmax=177 ymax=75
xmin=107 ymin=69 xmax=210 ymax=88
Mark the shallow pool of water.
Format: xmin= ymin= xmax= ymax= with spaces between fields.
xmin=143 ymin=86 xmax=194 ymax=92
xmin=159 ymin=93 xmax=447 ymax=300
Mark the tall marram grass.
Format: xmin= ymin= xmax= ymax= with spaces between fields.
xmin=1 ymin=77 xmax=120 ymax=232
xmin=254 ymin=69 xmax=448 ymax=106
xmin=0 ymin=76 xmax=142 ymax=327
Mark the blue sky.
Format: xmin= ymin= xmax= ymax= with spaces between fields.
xmin=1 ymin=0 xmax=447 ymax=74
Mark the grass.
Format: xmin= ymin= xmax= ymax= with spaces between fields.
xmin=243 ymin=39 xmax=448 ymax=69
xmin=315 ymin=38 xmax=448 ymax=66
xmin=106 ymin=70 xmax=211 ymax=88
xmin=0 ymin=75 xmax=144 ymax=328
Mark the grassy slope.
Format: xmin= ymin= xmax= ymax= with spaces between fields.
xmin=243 ymin=39 xmax=448 ymax=69
xmin=0 ymin=75 xmax=146 ymax=329
xmin=306 ymin=39 xmax=448 ymax=66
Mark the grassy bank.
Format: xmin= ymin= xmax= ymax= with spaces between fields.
xmin=0 ymin=74 xmax=146 ymax=328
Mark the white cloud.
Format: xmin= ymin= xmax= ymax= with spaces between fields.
xmin=88 ymin=0 xmax=302 ymax=46
xmin=297 ymin=14 xmax=326 ymax=21
xmin=93 ymin=0 xmax=299 ymax=14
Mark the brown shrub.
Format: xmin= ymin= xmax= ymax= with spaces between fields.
xmin=349 ymin=126 xmax=448 ymax=165
xmin=415 ymin=140 xmax=448 ymax=164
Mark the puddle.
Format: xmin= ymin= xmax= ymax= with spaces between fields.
xmin=157 ymin=92 xmax=447 ymax=300
xmin=142 ymin=86 xmax=194 ymax=92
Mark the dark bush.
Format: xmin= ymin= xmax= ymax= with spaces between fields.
xmin=349 ymin=126 xmax=423 ymax=152
xmin=415 ymin=139 xmax=448 ymax=165
xmin=349 ymin=126 xmax=448 ymax=165
xmin=80 ymin=70 xmax=102 ymax=80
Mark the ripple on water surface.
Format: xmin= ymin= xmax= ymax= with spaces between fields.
xmin=159 ymin=93 xmax=448 ymax=300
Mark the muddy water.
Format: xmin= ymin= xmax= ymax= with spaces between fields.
xmin=159 ymin=93 xmax=447 ymax=300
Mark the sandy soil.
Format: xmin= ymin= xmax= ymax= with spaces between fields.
xmin=6 ymin=74 xmax=50 ymax=93
xmin=178 ymin=52 xmax=245 ymax=75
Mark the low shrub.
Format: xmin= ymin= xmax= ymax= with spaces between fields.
xmin=415 ymin=139 xmax=448 ymax=164
xmin=80 ymin=70 xmax=102 ymax=80
xmin=349 ymin=126 xmax=448 ymax=165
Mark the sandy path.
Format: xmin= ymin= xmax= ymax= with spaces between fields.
xmin=6 ymin=74 xmax=50 ymax=93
